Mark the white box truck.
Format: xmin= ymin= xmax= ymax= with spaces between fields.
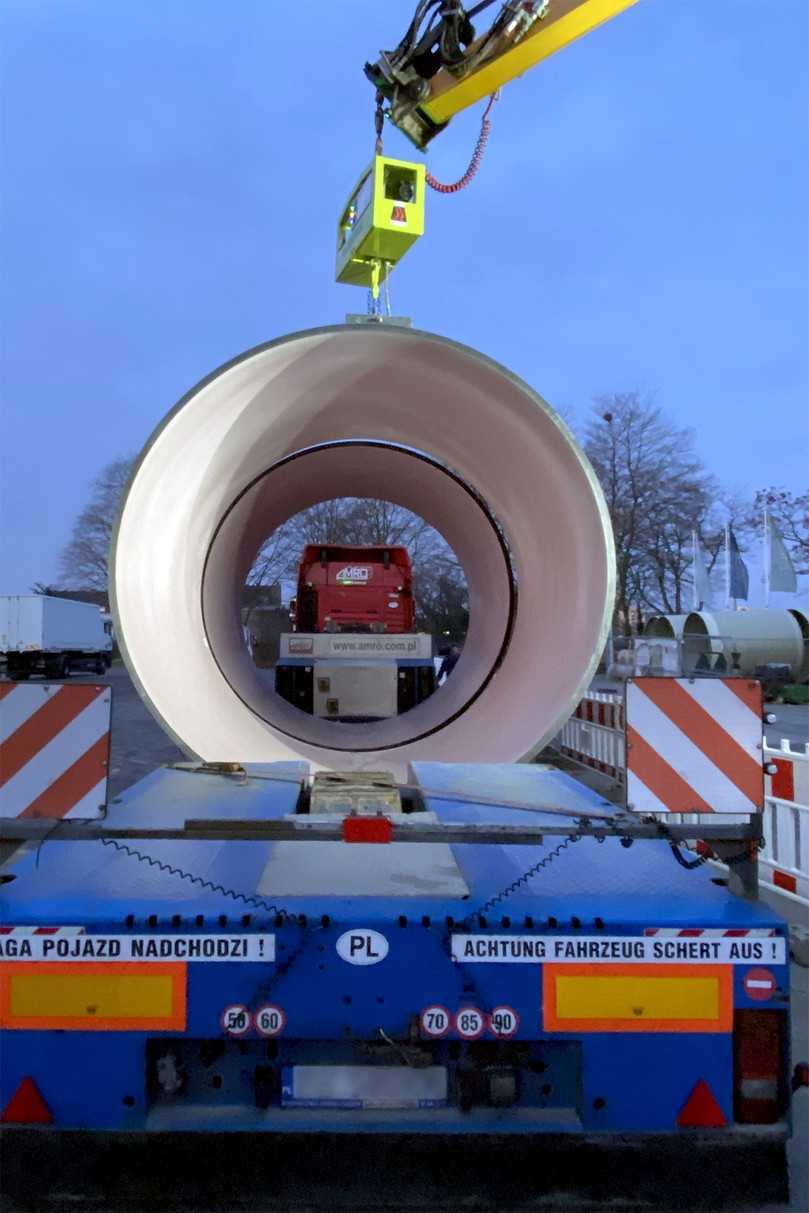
xmin=0 ymin=596 xmax=112 ymax=680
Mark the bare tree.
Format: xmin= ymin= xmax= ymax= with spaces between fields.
xmin=57 ymin=457 xmax=133 ymax=590
xmin=746 ymin=487 xmax=809 ymax=574
xmin=413 ymin=562 xmax=469 ymax=641
xmin=584 ymin=394 xmax=718 ymax=631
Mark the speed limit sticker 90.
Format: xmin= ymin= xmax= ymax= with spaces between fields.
xmin=419 ymin=1005 xmax=451 ymax=1038
xmin=255 ymin=1004 xmax=286 ymax=1037
xmin=454 ymin=1007 xmax=485 ymax=1039
xmin=489 ymin=1005 xmax=519 ymax=1038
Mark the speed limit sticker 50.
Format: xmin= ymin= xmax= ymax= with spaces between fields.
xmin=220 ymin=1004 xmax=252 ymax=1037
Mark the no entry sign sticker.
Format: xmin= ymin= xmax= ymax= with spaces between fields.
xmin=742 ymin=968 xmax=777 ymax=1001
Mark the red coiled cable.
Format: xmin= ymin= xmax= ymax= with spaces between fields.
xmin=425 ymin=92 xmax=498 ymax=193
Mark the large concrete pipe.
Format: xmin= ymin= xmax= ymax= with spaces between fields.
xmin=682 ymin=608 xmax=806 ymax=678
xmin=788 ymin=608 xmax=809 ymax=681
xmin=112 ymin=325 xmax=615 ymax=780
xmin=643 ymin=615 xmax=687 ymax=640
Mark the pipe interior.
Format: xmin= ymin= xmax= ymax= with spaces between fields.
xmin=202 ymin=441 xmax=513 ymax=750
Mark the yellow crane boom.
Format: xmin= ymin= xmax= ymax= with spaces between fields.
xmin=366 ymin=0 xmax=640 ymax=149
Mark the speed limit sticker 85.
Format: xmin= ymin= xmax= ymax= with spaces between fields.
xmin=455 ymin=1007 xmax=485 ymax=1039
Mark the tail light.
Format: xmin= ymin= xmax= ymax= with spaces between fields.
xmin=734 ymin=1010 xmax=786 ymax=1124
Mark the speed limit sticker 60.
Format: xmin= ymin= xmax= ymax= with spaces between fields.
xmin=255 ymin=1004 xmax=286 ymax=1037
xmin=455 ymin=1007 xmax=485 ymax=1039
xmin=420 ymin=1005 xmax=451 ymax=1038
xmin=489 ymin=1005 xmax=520 ymax=1038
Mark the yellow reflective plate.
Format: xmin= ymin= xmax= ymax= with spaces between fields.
xmin=543 ymin=964 xmax=732 ymax=1032
xmin=0 ymin=962 xmax=186 ymax=1031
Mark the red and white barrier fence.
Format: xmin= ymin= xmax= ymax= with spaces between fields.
xmin=556 ymin=691 xmax=625 ymax=780
xmin=554 ymin=684 xmax=809 ymax=909
xmin=0 ymin=683 xmax=111 ymax=820
xmin=761 ymin=738 xmax=809 ymax=904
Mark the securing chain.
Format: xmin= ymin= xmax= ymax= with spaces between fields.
xmin=468 ymin=823 xmax=586 ymax=920
xmin=441 ymin=820 xmax=586 ymax=1014
xmin=648 ymin=818 xmax=766 ymax=872
xmin=100 ymin=838 xmax=326 ymax=1021
xmin=249 ymin=921 xmax=321 ymax=1009
xmin=100 ymin=838 xmax=300 ymax=922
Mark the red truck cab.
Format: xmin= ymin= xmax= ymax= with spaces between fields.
xmin=292 ymin=545 xmax=414 ymax=634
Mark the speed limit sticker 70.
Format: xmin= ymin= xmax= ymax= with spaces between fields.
xmin=489 ymin=1005 xmax=519 ymax=1038
xmin=420 ymin=1005 xmax=450 ymax=1038
xmin=455 ymin=1007 xmax=485 ymax=1039
xmin=255 ymin=1004 xmax=286 ymax=1037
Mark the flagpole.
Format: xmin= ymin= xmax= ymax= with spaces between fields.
xmin=763 ymin=505 xmax=771 ymax=608
xmin=725 ymin=524 xmax=733 ymax=609
xmin=692 ymin=529 xmax=699 ymax=609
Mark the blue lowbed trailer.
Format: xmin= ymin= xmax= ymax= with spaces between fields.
xmin=0 ymin=762 xmax=798 ymax=1154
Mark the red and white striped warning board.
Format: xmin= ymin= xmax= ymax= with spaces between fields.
xmin=625 ymin=678 xmax=763 ymax=814
xmin=644 ymin=927 xmax=776 ymax=938
xmin=0 ymin=683 xmax=111 ymax=819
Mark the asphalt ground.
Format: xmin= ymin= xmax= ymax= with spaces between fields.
xmin=103 ymin=665 xmax=185 ymax=798
xmin=0 ymin=667 xmax=806 ymax=1211
xmin=764 ymin=703 xmax=809 ymax=750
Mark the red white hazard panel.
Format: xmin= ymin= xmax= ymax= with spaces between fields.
xmin=625 ymin=678 xmax=763 ymax=814
xmin=0 ymin=683 xmax=111 ymax=820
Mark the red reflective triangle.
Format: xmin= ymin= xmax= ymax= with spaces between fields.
xmin=1 ymin=1076 xmax=53 ymax=1125
xmin=677 ymin=1079 xmax=726 ymax=1128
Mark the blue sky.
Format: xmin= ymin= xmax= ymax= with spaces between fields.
xmin=1 ymin=0 xmax=807 ymax=596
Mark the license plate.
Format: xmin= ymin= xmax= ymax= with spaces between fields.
xmin=281 ymin=1065 xmax=448 ymax=1109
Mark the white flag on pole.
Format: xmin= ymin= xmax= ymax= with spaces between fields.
xmin=767 ymin=514 xmax=798 ymax=593
xmin=692 ymin=531 xmax=713 ymax=608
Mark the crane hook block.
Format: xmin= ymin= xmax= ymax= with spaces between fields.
xmin=336 ymin=155 xmax=425 ymax=289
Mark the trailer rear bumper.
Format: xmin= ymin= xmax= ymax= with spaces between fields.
xmin=0 ymin=1120 xmax=789 ymax=1141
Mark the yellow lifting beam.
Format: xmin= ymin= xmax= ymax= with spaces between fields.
xmin=335 ymin=155 xmax=426 ymax=295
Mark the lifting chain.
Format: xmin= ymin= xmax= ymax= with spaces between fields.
xmin=374 ymin=89 xmax=385 ymax=155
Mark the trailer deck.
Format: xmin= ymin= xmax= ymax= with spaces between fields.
xmin=0 ymin=763 xmax=792 ymax=1139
